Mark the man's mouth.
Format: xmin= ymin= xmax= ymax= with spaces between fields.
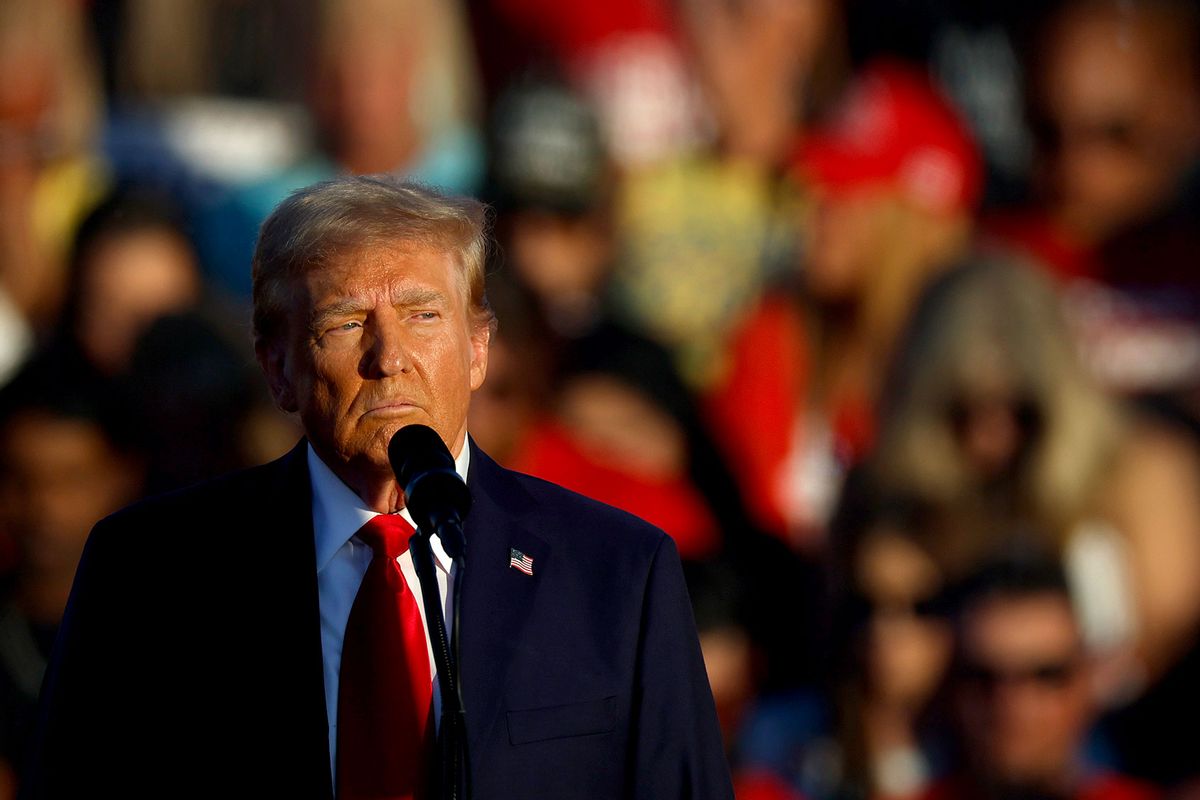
xmin=362 ymin=400 xmax=421 ymax=417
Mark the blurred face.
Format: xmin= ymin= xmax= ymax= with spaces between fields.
xmin=945 ymin=350 xmax=1041 ymax=480
xmin=955 ymin=593 xmax=1091 ymax=789
xmin=259 ymin=241 xmax=489 ymax=482
xmin=466 ymin=335 xmax=540 ymax=464
xmin=855 ymin=530 xmax=953 ymax=710
xmin=1034 ymin=8 xmax=1200 ymax=243
xmin=946 ymin=390 xmax=1040 ymax=481
xmin=0 ymin=412 xmax=139 ymax=578
xmin=556 ymin=374 xmax=685 ymax=480
xmin=0 ymin=46 xmax=51 ymax=154
xmin=804 ymin=187 xmax=894 ymax=302
xmin=77 ymin=230 xmax=201 ymax=375
xmin=699 ymin=626 xmax=756 ymax=744
xmin=508 ymin=211 xmax=613 ymax=307
xmin=314 ymin=25 xmax=420 ymax=174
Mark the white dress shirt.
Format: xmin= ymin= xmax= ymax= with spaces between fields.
xmin=309 ymin=442 xmax=468 ymax=781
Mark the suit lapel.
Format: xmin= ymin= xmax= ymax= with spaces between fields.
xmin=459 ymin=444 xmax=550 ymax=754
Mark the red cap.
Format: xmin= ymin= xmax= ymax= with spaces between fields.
xmin=795 ymin=60 xmax=983 ymax=214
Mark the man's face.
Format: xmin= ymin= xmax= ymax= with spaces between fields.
xmin=954 ymin=593 xmax=1091 ymax=790
xmin=1034 ymin=7 xmax=1200 ymax=243
xmin=0 ymin=411 xmax=140 ymax=577
xmin=260 ymin=241 xmax=489 ymax=479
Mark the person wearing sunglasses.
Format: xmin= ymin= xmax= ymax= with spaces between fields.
xmin=924 ymin=552 xmax=1158 ymax=800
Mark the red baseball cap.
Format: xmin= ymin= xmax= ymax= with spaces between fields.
xmin=794 ymin=60 xmax=983 ymax=215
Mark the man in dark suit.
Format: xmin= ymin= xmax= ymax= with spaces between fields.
xmin=27 ymin=177 xmax=732 ymax=799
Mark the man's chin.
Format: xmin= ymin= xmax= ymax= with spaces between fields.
xmin=321 ymin=416 xmax=452 ymax=475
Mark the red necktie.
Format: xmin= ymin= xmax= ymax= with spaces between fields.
xmin=337 ymin=514 xmax=433 ymax=800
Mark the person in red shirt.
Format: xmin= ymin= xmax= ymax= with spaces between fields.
xmin=705 ymin=60 xmax=982 ymax=549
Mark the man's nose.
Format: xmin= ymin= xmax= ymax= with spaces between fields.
xmin=366 ymin=315 xmax=411 ymax=376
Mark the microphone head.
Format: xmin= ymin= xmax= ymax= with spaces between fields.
xmin=388 ymin=425 xmax=470 ymax=557
xmin=388 ymin=423 xmax=455 ymax=487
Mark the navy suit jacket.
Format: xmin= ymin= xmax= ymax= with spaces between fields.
xmin=27 ymin=440 xmax=733 ymax=799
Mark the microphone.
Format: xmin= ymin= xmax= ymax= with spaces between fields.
xmin=388 ymin=424 xmax=470 ymax=559
xmin=389 ymin=424 xmax=474 ymax=797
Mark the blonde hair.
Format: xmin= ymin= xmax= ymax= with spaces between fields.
xmin=251 ymin=176 xmax=494 ymax=347
xmin=874 ymin=256 xmax=1123 ymax=546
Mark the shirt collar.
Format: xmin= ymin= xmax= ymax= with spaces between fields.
xmin=310 ymin=436 xmax=471 ymax=574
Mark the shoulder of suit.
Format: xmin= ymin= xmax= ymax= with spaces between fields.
xmin=471 ymin=445 xmax=669 ymax=554
xmin=90 ymin=448 xmax=298 ymax=545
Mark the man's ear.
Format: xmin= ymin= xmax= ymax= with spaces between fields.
xmin=256 ymin=338 xmax=298 ymax=413
xmin=469 ymin=322 xmax=490 ymax=392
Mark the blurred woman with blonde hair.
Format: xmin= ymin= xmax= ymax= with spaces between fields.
xmin=706 ymin=60 xmax=982 ymax=550
xmin=870 ymin=255 xmax=1200 ymax=697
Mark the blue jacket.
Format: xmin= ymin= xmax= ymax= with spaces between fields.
xmin=28 ymin=439 xmax=732 ymax=799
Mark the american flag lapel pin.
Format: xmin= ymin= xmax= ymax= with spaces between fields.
xmin=509 ymin=547 xmax=534 ymax=576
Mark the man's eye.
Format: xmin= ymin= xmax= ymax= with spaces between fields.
xmin=324 ymin=321 xmax=361 ymax=335
xmin=414 ymin=311 xmax=439 ymax=321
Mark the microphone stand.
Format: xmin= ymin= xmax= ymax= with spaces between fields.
xmin=409 ymin=515 xmax=470 ymax=800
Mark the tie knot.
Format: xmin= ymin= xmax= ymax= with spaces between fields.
xmin=356 ymin=514 xmax=415 ymax=560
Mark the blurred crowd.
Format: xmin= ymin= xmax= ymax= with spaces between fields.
xmin=1 ymin=0 xmax=1200 ymax=798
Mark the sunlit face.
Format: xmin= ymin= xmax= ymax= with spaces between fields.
xmin=259 ymin=241 xmax=489 ymax=481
